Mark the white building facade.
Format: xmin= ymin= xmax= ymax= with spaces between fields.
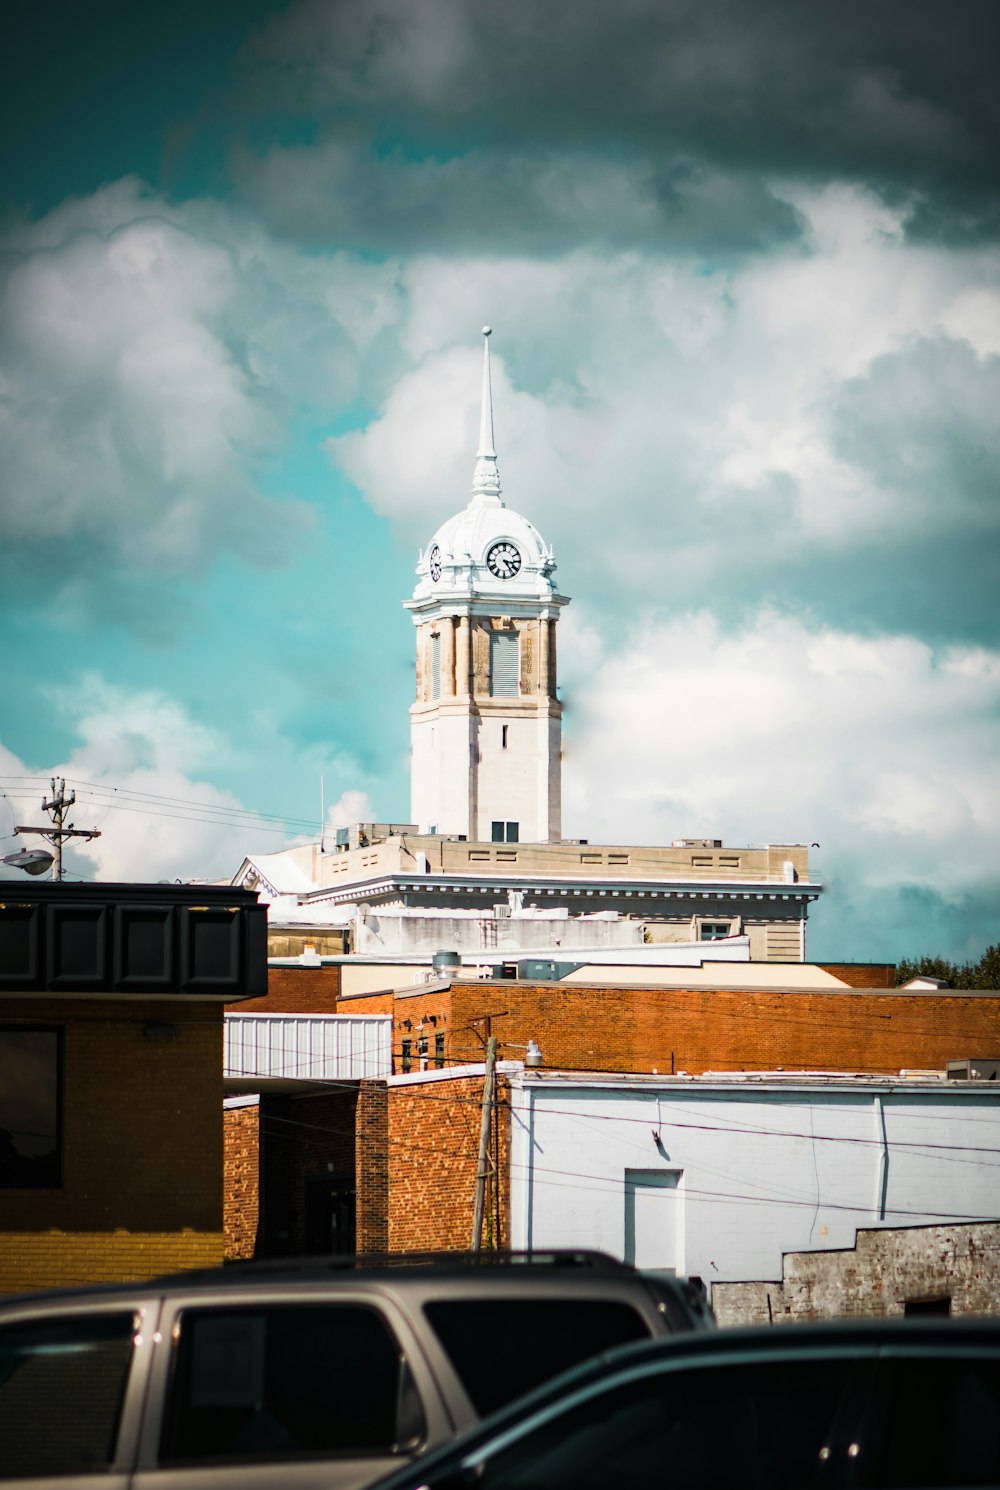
xmin=507 ymin=1070 xmax=1000 ymax=1292
xmin=405 ymin=329 xmax=568 ymax=843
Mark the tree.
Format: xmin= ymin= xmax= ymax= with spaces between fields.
xmin=895 ymin=944 xmax=1000 ymax=989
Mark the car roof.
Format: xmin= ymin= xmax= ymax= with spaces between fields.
xmin=0 ymin=1250 xmax=693 ymax=1310
xmin=367 ymin=1315 xmax=1000 ymax=1490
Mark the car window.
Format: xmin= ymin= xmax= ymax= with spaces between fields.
xmin=424 ymin=1299 xmax=651 ymax=1417
xmin=455 ymin=1355 xmax=865 ymax=1490
xmin=857 ymin=1353 xmax=1000 ymax=1489
xmin=0 ymin=1311 xmax=137 ymax=1479
xmin=159 ymin=1304 xmax=423 ymax=1465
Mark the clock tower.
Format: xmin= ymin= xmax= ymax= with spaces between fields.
xmin=405 ymin=329 xmax=569 ymax=844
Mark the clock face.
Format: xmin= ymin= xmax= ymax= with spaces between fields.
xmin=486 ymin=541 xmax=522 ymax=579
xmin=428 ymin=545 xmax=442 ymax=582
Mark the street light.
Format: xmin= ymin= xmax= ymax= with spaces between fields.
xmin=2 ymin=848 xmax=55 ymax=876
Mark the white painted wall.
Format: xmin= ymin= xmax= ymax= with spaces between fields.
xmin=508 ymin=1076 xmax=1000 ymax=1287
xmin=411 ymin=710 xmax=474 ymax=835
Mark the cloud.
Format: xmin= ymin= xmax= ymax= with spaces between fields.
xmin=0 ymin=180 xmax=404 ymax=629
xmin=559 ymin=607 xmax=1000 ymax=962
xmin=238 ymin=0 xmax=1000 ymax=245
xmin=233 ymin=138 xmax=802 ymax=255
xmin=0 ymin=677 xmax=345 ymax=883
xmin=326 ymin=191 xmax=1000 ymax=646
xmin=325 ymin=788 xmax=375 ymax=829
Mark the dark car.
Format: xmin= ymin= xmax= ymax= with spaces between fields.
xmin=367 ymin=1316 xmax=1000 ymax=1490
xmin=0 ymin=1251 xmax=712 ymax=1490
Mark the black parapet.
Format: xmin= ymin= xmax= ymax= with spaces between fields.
xmin=0 ymin=882 xmax=267 ymax=1000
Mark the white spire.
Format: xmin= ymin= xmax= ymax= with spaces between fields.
xmin=471 ymin=326 xmax=502 ymax=504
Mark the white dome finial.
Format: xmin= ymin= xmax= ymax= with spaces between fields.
xmin=471 ymin=326 xmax=502 ymax=505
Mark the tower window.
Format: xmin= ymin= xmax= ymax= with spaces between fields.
xmin=490 ymin=630 xmax=519 ymax=697
xmin=491 ymin=821 xmax=519 ymax=843
xmin=501 ymin=724 xmax=509 ymax=749
xmin=430 ymin=632 xmax=441 ymax=701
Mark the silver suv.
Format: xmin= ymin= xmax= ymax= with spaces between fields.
xmin=0 ymin=1252 xmax=713 ymax=1490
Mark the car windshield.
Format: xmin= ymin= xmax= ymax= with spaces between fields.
xmin=449 ymin=1354 xmax=867 ymax=1490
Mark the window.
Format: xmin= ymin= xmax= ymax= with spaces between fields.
xmin=430 ymin=632 xmax=441 ymax=701
xmin=0 ymin=1028 xmax=61 ymax=1188
xmin=423 ymin=1300 xmax=650 ymax=1418
xmin=859 ymin=1353 xmax=1000 ymax=1488
xmin=491 ymin=821 xmax=519 ymax=844
xmin=490 ymin=631 xmax=519 ymax=697
xmin=161 ymin=1305 xmax=422 ymax=1464
xmin=0 ymin=1311 xmax=137 ymax=1477
xmin=501 ymin=724 xmax=509 ymax=749
xmin=467 ymin=1355 xmax=867 ymax=1490
xmin=904 ymin=1296 xmax=952 ymax=1316
xmin=434 ymin=1033 xmax=445 ymax=1069
xmin=698 ymin=921 xmax=734 ymax=941
xmin=400 ymin=1039 xmax=412 ymax=1074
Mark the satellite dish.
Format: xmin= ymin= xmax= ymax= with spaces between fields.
xmin=2 ymin=848 xmax=55 ymax=876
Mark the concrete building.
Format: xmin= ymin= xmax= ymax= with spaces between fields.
xmin=504 ymin=1069 xmax=1000 ymax=1292
xmin=236 ymin=832 xmax=819 ymax=962
xmin=231 ymin=329 xmax=821 ymax=960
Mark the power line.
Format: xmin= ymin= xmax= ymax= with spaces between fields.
xmin=235 ymin=1100 xmax=1000 ymax=1226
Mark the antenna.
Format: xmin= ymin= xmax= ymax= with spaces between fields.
xmin=15 ymin=778 xmax=101 ymax=882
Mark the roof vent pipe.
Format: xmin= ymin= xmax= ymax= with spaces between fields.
xmin=432 ymin=950 xmax=461 ymax=977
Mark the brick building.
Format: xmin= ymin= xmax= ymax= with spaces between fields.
xmin=341 ymin=975 xmax=1000 ymax=1078
xmin=222 ymin=973 xmax=1000 ymax=1268
xmin=714 ymin=1221 xmax=1000 ymax=1325
xmin=0 ymin=881 xmax=266 ymax=1290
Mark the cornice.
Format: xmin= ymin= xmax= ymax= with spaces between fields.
xmin=301 ymin=871 xmax=822 ymax=908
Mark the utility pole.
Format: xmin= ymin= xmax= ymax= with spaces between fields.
xmin=16 ymin=778 xmax=101 ymax=882
xmin=471 ymin=1035 xmax=497 ymax=1253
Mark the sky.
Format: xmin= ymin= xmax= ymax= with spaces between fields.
xmin=0 ymin=0 xmax=998 ymax=965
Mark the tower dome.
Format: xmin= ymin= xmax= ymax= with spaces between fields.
xmin=411 ymin=328 xmax=559 ymax=605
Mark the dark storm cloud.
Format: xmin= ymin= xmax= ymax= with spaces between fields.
xmin=239 ymin=0 xmax=1000 ymax=248
xmin=232 ymin=136 xmax=803 ymax=254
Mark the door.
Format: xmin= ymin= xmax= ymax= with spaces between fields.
xmin=624 ymin=1170 xmax=681 ymax=1275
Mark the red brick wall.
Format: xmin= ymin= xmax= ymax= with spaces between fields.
xmin=344 ymin=982 xmax=1000 ymax=1078
xmin=223 ymin=1103 xmax=260 ymax=1260
xmin=230 ymin=963 xmax=342 ymax=1015
xmin=356 ymin=1082 xmax=389 ymax=1252
xmin=820 ymin=964 xmax=896 ymax=988
xmin=383 ymin=1074 xmax=510 ymax=1252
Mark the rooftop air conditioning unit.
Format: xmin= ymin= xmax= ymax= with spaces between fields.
xmin=493 ymin=904 xmax=511 ymax=919
xmin=946 ymin=1059 xmax=1000 ymax=1081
